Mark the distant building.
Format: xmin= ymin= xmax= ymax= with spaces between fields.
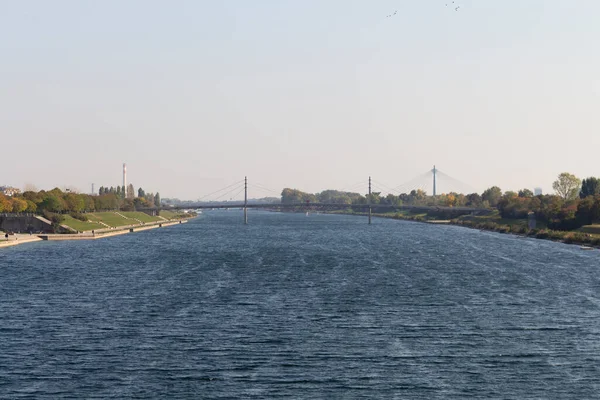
xmin=0 ymin=186 xmax=21 ymax=197
xmin=534 ymin=187 xmax=543 ymax=196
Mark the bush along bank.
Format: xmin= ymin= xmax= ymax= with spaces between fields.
xmin=331 ymin=209 xmax=600 ymax=248
xmin=450 ymin=219 xmax=600 ymax=247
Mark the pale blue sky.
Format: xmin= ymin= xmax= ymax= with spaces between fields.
xmin=2 ymin=0 xmax=599 ymax=199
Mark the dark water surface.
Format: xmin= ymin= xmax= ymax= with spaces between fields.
xmin=1 ymin=211 xmax=600 ymax=398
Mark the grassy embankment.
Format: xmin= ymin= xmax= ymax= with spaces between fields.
xmin=579 ymin=225 xmax=600 ymax=236
xmin=60 ymin=215 xmax=105 ymax=232
xmin=120 ymin=211 xmax=163 ymax=223
xmin=157 ymin=210 xmax=177 ymax=219
xmin=60 ymin=211 xmax=191 ymax=232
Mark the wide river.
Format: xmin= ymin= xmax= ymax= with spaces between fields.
xmin=1 ymin=211 xmax=600 ymax=398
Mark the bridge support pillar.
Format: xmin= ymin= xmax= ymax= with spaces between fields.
xmin=368 ymin=176 xmax=372 ymax=225
xmin=244 ymin=176 xmax=248 ymax=225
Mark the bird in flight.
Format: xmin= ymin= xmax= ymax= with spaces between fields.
xmin=446 ymin=1 xmax=460 ymax=11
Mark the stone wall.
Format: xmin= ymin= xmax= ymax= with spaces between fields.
xmin=0 ymin=215 xmax=56 ymax=233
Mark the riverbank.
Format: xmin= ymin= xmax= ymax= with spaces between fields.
xmin=0 ymin=234 xmax=43 ymax=248
xmin=326 ymin=210 xmax=600 ymax=249
xmin=0 ymin=219 xmax=191 ymax=248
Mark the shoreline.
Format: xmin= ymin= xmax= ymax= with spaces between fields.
xmin=0 ymin=219 xmax=191 ymax=248
xmin=322 ymin=210 xmax=600 ymax=250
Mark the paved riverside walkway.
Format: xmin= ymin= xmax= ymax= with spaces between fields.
xmin=1 ymin=219 xmax=188 ymax=247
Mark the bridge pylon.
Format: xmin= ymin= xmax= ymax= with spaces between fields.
xmin=244 ymin=176 xmax=248 ymax=225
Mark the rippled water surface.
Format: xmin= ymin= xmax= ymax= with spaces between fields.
xmin=2 ymin=211 xmax=600 ymax=398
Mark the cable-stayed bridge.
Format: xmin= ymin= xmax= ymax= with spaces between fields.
xmin=164 ymin=167 xmax=485 ymax=224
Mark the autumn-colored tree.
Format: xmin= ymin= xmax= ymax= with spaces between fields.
xmin=0 ymin=194 xmax=12 ymax=212
xmin=10 ymin=198 xmax=28 ymax=213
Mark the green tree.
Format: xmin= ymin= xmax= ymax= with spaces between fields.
xmin=481 ymin=186 xmax=502 ymax=207
xmin=25 ymin=200 xmax=37 ymax=213
xmin=64 ymin=193 xmax=84 ymax=213
xmin=518 ymin=189 xmax=534 ymax=198
xmin=22 ymin=191 xmax=42 ymax=203
xmin=466 ymin=193 xmax=482 ymax=207
xmin=138 ymin=188 xmax=145 ymax=198
xmin=281 ymin=188 xmax=317 ymax=204
xmin=553 ymin=172 xmax=581 ymax=201
xmin=121 ymin=198 xmax=135 ymax=211
xmin=95 ymin=194 xmax=119 ymax=210
xmin=580 ymin=177 xmax=600 ymax=199
xmin=83 ymin=195 xmax=95 ymax=211
xmin=39 ymin=194 xmax=65 ymax=212
xmin=385 ymin=193 xmax=402 ymax=206
xmin=154 ymin=192 xmax=161 ymax=207
xmin=369 ymin=192 xmax=382 ymax=205
xmin=133 ymin=197 xmax=151 ymax=209
xmin=575 ymin=196 xmax=598 ymax=225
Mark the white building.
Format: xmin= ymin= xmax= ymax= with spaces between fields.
xmin=0 ymin=186 xmax=21 ymax=197
xmin=534 ymin=187 xmax=543 ymax=196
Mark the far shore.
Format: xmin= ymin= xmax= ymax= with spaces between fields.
xmin=323 ymin=210 xmax=600 ymax=250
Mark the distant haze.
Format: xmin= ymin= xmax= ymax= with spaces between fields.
xmin=1 ymin=0 xmax=599 ymax=200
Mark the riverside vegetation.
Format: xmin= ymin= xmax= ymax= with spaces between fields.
xmin=0 ymin=187 xmax=194 ymax=233
xmin=282 ymin=172 xmax=600 ymax=246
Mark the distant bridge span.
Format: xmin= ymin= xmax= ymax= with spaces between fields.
xmin=162 ymin=203 xmax=489 ymax=214
xmin=159 ymin=172 xmax=483 ymax=224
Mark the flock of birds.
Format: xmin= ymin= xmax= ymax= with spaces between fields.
xmin=386 ymin=1 xmax=460 ymax=18
xmin=447 ymin=1 xmax=461 ymax=11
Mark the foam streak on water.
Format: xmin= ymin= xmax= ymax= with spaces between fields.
xmin=1 ymin=211 xmax=600 ymax=398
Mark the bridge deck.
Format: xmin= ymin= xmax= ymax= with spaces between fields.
xmin=159 ymin=203 xmax=489 ymax=213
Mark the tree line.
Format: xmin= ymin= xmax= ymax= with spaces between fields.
xmin=281 ymin=172 xmax=600 ymax=231
xmin=280 ymin=187 xmax=501 ymax=208
xmin=0 ymin=186 xmax=161 ymax=214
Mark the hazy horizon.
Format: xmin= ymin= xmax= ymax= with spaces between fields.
xmin=2 ymin=0 xmax=599 ymax=200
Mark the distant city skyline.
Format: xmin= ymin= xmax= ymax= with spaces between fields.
xmin=2 ymin=0 xmax=599 ymax=199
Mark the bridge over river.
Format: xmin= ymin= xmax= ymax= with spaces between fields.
xmin=160 ymin=169 xmax=486 ymax=224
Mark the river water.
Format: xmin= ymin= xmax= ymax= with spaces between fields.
xmin=1 ymin=211 xmax=600 ymax=398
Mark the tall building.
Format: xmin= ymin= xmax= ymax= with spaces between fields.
xmin=534 ymin=187 xmax=543 ymax=196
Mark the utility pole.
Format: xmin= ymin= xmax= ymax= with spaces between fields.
xmin=368 ymin=176 xmax=372 ymax=225
xmin=433 ymin=165 xmax=437 ymax=197
xmin=244 ymin=176 xmax=248 ymax=225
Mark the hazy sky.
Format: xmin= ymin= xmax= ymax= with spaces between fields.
xmin=2 ymin=0 xmax=599 ymax=200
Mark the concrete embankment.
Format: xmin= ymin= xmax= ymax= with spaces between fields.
xmin=1 ymin=219 xmax=189 ymax=247
xmin=39 ymin=220 xmax=187 ymax=241
xmin=0 ymin=235 xmax=44 ymax=248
